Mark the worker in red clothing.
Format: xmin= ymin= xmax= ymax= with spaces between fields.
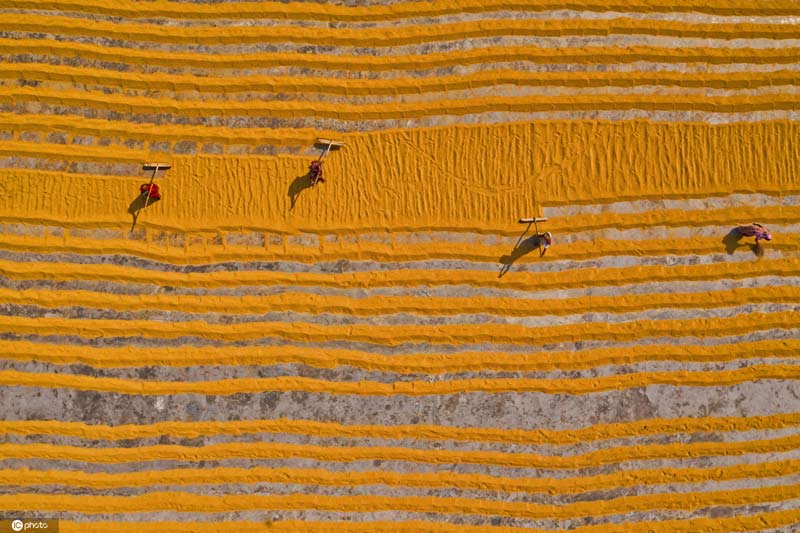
xmin=140 ymin=182 xmax=161 ymax=201
xmin=309 ymin=160 xmax=324 ymax=186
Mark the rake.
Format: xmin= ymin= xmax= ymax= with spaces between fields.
xmin=314 ymin=138 xmax=345 ymax=161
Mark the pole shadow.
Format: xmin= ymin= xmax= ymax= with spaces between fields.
xmin=288 ymin=172 xmax=313 ymax=210
xmin=498 ymin=223 xmax=542 ymax=278
xmin=722 ymin=228 xmax=761 ymax=257
xmin=128 ymin=193 xmax=160 ymax=232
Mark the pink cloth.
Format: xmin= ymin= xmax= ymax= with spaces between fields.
xmin=736 ymin=223 xmax=771 ymax=242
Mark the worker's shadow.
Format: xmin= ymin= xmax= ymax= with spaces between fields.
xmin=499 ymin=232 xmax=542 ymax=278
xmin=288 ymin=172 xmax=313 ymax=210
xmin=128 ymin=194 xmax=160 ymax=232
xmin=722 ymin=229 xmax=762 ymax=256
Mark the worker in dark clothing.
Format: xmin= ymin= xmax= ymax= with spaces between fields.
xmin=309 ymin=160 xmax=324 ymax=186
xmin=736 ymin=223 xmax=771 ymax=243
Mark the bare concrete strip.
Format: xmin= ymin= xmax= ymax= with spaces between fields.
xmin=13 ymin=53 xmax=800 ymax=78
xmin=1 ymin=301 xmax=795 ymax=329
xmin=541 ymin=193 xmax=800 ymax=218
xmin=4 ymin=7 xmax=799 ymax=28
xmin=4 ymin=379 xmax=800 ymax=429
xmin=10 ymin=30 xmax=800 ymax=55
xmin=16 ymin=78 xmax=800 ymax=107
xmin=0 ymin=244 xmax=782 ymax=275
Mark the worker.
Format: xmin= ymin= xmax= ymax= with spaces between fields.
xmin=140 ymin=182 xmax=161 ymax=201
xmin=309 ymin=160 xmax=324 ymax=186
xmin=736 ymin=223 xmax=771 ymax=243
xmin=536 ymin=231 xmax=553 ymax=256
xmin=540 ymin=231 xmax=552 ymax=250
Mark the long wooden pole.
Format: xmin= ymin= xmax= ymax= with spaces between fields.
xmin=317 ymin=140 xmax=335 ymax=162
xmin=534 ymin=219 xmax=543 ymax=256
xmin=142 ymin=163 xmax=159 ymax=209
xmin=532 ymin=128 xmax=543 ymax=256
